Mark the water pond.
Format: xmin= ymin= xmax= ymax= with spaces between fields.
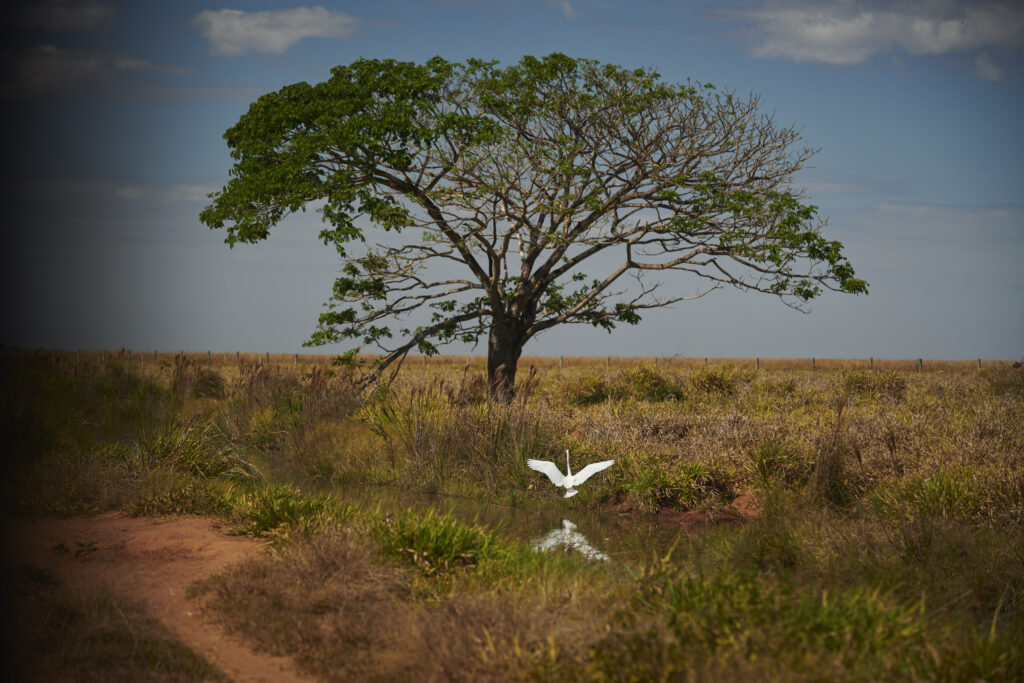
xmin=320 ymin=483 xmax=685 ymax=566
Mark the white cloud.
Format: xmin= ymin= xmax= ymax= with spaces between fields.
xmin=17 ymin=0 xmax=115 ymax=31
xmin=548 ymin=0 xmax=574 ymax=20
xmin=973 ymin=52 xmax=1004 ymax=81
xmin=734 ymin=1 xmax=1024 ymax=71
xmin=191 ymin=6 xmax=358 ymax=57
xmin=1 ymin=44 xmax=195 ymax=97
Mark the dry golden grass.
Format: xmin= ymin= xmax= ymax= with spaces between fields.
xmin=5 ymin=350 xmax=1023 ymax=680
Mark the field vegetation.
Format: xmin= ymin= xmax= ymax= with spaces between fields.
xmin=2 ymin=349 xmax=1022 ymax=680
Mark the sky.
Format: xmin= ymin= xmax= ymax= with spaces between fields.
xmin=1 ymin=0 xmax=1022 ymax=361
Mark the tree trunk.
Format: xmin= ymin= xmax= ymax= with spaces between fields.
xmin=487 ymin=318 xmax=523 ymax=400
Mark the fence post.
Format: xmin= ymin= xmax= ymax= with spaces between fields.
xmin=295 ymin=353 xmax=299 ymax=366
xmin=266 ymin=351 xmax=270 ymax=365
xmin=559 ymin=355 xmax=563 ymax=372
xmin=704 ymin=357 xmax=708 ymax=369
xmin=207 ymin=350 xmax=211 ymax=364
xmin=918 ymin=358 xmax=923 ymax=374
xmin=812 ymin=357 xmax=816 ymax=372
xmin=870 ymin=357 xmax=873 ymax=370
xmin=100 ymin=350 xmax=105 ymax=366
xmin=977 ymin=358 xmax=981 ymax=371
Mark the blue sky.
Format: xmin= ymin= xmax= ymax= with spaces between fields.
xmin=2 ymin=0 xmax=1022 ymax=360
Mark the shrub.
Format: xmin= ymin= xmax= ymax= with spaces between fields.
xmin=618 ymin=366 xmax=685 ymax=402
xmin=690 ymin=366 xmax=738 ymax=395
xmin=564 ymin=374 xmax=611 ymax=405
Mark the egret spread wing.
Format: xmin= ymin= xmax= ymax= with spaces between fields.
xmin=527 ymin=459 xmax=566 ymax=487
xmin=572 ymin=459 xmax=615 ymax=485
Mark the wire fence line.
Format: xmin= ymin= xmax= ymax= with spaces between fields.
xmin=25 ymin=348 xmax=1018 ymax=374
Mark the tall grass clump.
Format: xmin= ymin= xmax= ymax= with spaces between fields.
xmin=365 ymin=372 xmax=551 ymax=494
xmin=811 ymin=390 xmax=863 ymax=507
xmin=132 ymin=420 xmax=261 ymax=482
xmin=172 ymin=353 xmax=226 ymax=400
xmin=561 ymin=366 xmax=684 ymax=405
xmin=226 ymin=483 xmax=352 ymax=540
xmin=373 ymin=508 xmax=497 ymax=578
xmin=617 ymin=458 xmax=735 ymax=513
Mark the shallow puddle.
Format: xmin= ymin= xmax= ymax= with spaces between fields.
xmin=319 ymin=483 xmax=683 ymax=566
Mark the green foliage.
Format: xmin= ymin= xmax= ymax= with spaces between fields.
xmin=374 ymin=508 xmax=496 ymax=577
xmin=872 ymin=465 xmax=1024 ymax=526
xmin=201 ymin=53 xmax=866 ymax=392
xmin=619 ymin=457 xmax=735 ymax=513
xmin=129 ymin=480 xmax=233 ymax=518
xmin=227 ymin=484 xmax=351 ymax=539
xmin=573 ymin=558 xmax=1023 ymax=681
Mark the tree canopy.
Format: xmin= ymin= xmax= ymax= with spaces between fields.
xmin=201 ymin=53 xmax=867 ymax=396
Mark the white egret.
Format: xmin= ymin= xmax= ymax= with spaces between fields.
xmin=527 ymin=450 xmax=615 ymax=498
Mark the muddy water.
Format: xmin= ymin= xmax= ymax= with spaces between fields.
xmin=321 ymin=484 xmax=684 ymax=566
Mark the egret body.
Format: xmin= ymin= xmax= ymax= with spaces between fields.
xmin=527 ymin=450 xmax=615 ymax=498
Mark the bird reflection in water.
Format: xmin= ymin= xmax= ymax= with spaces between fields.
xmin=531 ymin=519 xmax=609 ymax=562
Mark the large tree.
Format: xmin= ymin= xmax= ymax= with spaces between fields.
xmin=201 ymin=53 xmax=866 ymax=397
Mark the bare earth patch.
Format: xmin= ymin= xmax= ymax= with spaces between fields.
xmin=4 ymin=512 xmax=315 ymax=683
xmin=656 ymin=491 xmax=762 ymax=534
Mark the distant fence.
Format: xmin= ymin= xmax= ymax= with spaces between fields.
xmin=24 ymin=349 xmax=1018 ymax=374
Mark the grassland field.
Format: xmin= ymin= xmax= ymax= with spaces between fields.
xmin=2 ymin=349 xmax=1022 ymax=680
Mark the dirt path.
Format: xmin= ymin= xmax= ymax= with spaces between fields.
xmin=5 ymin=512 xmax=316 ymax=683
